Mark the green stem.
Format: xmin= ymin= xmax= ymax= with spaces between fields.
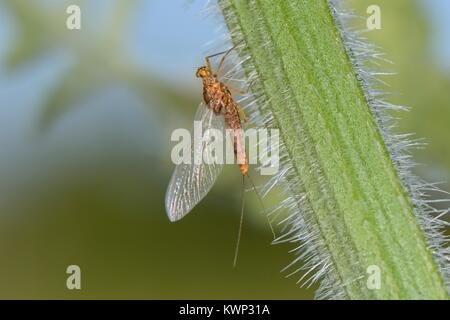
xmin=219 ymin=0 xmax=448 ymax=299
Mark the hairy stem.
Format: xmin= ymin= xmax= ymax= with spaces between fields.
xmin=219 ymin=0 xmax=448 ymax=299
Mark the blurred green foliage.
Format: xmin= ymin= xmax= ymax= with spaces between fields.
xmin=3 ymin=0 xmax=197 ymax=129
xmin=0 ymin=0 xmax=448 ymax=299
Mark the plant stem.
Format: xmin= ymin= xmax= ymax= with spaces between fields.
xmin=219 ymin=0 xmax=448 ymax=299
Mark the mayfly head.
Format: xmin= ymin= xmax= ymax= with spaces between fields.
xmin=195 ymin=66 xmax=213 ymax=78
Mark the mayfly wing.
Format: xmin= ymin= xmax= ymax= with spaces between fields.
xmin=165 ymin=103 xmax=225 ymax=222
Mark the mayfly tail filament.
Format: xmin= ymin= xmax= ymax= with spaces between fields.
xmin=246 ymin=173 xmax=276 ymax=240
xmin=233 ymin=174 xmax=246 ymax=268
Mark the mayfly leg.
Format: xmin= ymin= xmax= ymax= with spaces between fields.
xmin=205 ymin=45 xmax=237 ymax=77
xmin=233 ymin=174 xmax=246 ymax=268
xmin=233 ymin=173 xmax=278 ymax=267
xmin=228 ymin=88 xmax=248 ymax=122
xmin=245 ymin=173 xmax=277 ymax=240
xmin=236 ymin=103 xmax=249 ymax=123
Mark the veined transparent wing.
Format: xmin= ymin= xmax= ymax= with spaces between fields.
xmin=165 ymin=103 xmax=225 ymax=222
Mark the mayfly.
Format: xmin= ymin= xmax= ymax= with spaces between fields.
xmin=165 ymin=47 xmax=271 ymax=266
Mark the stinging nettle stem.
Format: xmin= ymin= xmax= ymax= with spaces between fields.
xmin=217 ymin=0 xmax=449 ymax=299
